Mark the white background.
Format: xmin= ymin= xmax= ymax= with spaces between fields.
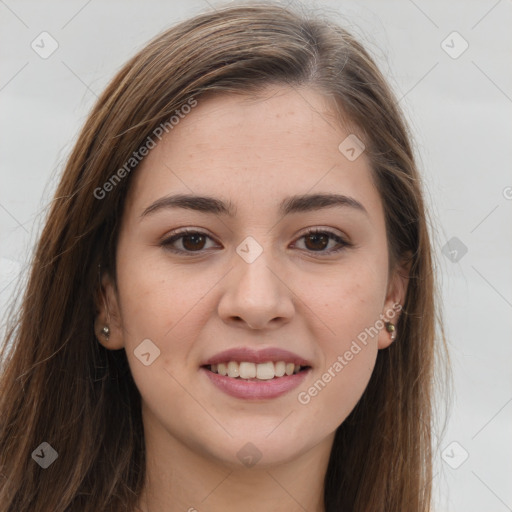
xmin=1 ymin=1 xmax=511 ymax=510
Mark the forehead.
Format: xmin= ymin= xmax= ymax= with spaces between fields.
xmin=124 ymin=85 xmax=382 ymax=223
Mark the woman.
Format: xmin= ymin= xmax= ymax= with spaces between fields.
xmin=0 ymin=2 xmax=451 ymax=511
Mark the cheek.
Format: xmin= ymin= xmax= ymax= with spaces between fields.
xmin=297 ymin=258 xmax=385 ymax=419
xmin=115 ymin=247 xmax=209 ymax=343
xmin=295 ymin=343 xmax=377 ymax=440
xmin=296 ymin=273 xmax=381 ymax=431
xmin=114 ymin=253 xmax=212 ymax=410
xmin=312 ymin=256 xmax=388 ymax=346
xmin=114 ymin=246 xmax=224 ymax=399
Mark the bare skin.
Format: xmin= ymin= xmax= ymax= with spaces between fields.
xmin=95 ymin=85 xmax=408 ymax=512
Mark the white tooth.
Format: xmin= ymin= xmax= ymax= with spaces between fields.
xmin=239 ymin=362 xmax=256 ymax=379
xmin=210 ymin=364 xmax=218 ymax=373
xmin=274 ymin=361 xmax=286 ymax=377
xmin=293 ymin=364 xmax=300 ymax=374
xmin=285 ymin=362 xmax=295 ymax=376
xmin=217 ymin=362 xmax=228 ymax=376
xmin=227 ymin=361 xmax=240 ymax=378
xmin=256 ymin=362 xmax=275 ymax=380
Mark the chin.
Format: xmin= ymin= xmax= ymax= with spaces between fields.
xmin=208 ymin=434 xmax=309 ymax=470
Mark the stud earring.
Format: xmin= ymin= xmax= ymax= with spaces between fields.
xmin=101 ymin=325 xmax=110 ymax=340
xmin=385 ymin=321 xmax=396 ymax=340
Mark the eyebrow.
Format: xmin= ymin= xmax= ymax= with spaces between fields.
xmin=140 ymin=192 xmax=368 ymax=219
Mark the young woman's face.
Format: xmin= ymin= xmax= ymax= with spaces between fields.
xmin=103 ymin=85 xmax=406 ymax=469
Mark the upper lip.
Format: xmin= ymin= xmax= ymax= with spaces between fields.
xmin=201 ymin=347 xmax=312 ymax=367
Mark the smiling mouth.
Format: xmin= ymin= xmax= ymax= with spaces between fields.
xmin=202 ymin=361 xmax=311 ymax=380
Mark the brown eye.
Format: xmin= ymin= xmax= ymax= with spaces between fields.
xmin=181 ymin=233 xmax=207 ymax=251
xmin=161 ymin=228 xmax=351 ymax=256
xmin=161 ymin=230 xmax=217 ymax=254
xmin=294 ymin=229 xmax=351 ymax=256
xmin=303 ymin=232 xmax=330 ymax=251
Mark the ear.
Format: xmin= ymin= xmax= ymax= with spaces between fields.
xmin=377 ymin=253 xmax=412 ymax=350
xmin=94 ymin=270 xmax=124 ymax=350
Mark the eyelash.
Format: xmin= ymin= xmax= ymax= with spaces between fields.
xmin=160 ymin=228 xmax=352 ymax=257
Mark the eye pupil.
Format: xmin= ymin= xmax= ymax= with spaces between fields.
xmin=182 ymin=233 xmax=206 ymax=251
xmin=305 ymin=233 xmax=329 ymax=251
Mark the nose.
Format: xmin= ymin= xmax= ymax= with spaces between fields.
xmin=217 ymin=248 xmax=295 ymax=331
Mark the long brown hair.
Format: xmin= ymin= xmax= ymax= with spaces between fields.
xmin=0 ymin=2 xmax=451 ymax=510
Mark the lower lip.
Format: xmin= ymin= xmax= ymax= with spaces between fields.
xmin=200 ymin=367 xmax=311 ymax=400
